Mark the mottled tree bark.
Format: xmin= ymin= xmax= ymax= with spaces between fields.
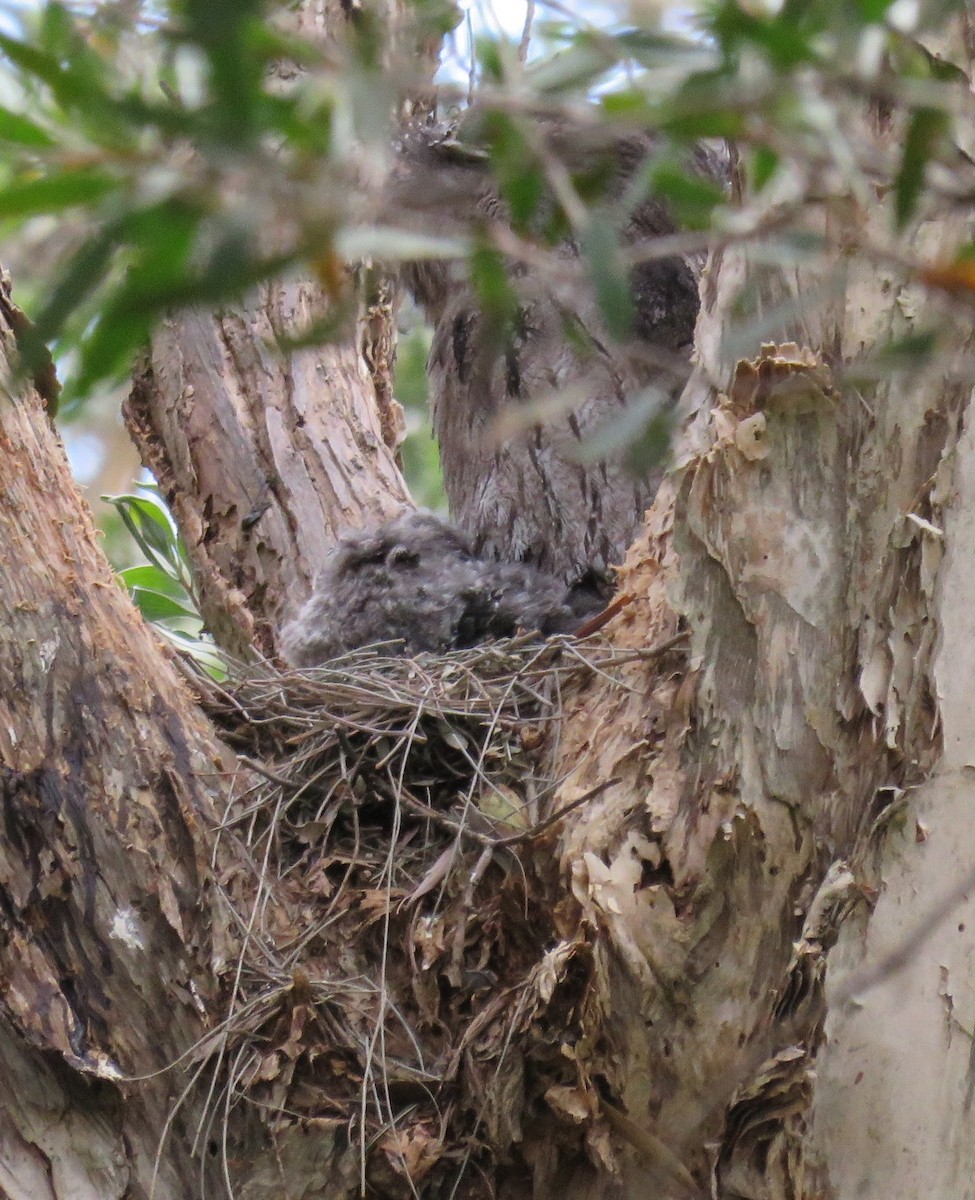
xmin=0 ymin=288 xmax=243 ymax=1198
xmin=126 ymin=283 xmax=411 ymax=661
xmin=540 ymin=90 xmax=975 ymax=1200
xmin=5 ymin=18 xmax=975 ymax=1200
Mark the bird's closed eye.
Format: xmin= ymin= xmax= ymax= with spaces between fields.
xmin=386 ymin=547 xmax=420 ymax=568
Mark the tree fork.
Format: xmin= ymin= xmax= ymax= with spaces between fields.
xmin=123 ymin=286 xmax=412 ymax=662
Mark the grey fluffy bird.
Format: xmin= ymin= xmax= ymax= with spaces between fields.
xmin=280 ymin=511 xmax=589 ymax=666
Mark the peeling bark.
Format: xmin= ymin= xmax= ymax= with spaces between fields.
xmin=544 ymin=113 xmax=975 ymax=1199
xmin=5 ymin=15 xmax=975 ymax=1200
xmin=0 ymin=295 xmax=245 ymax=1197
xmin=125 ymin=282 xmax=411 ymax=662
xmin=809 ymin=325 xmax=975 ymax=1199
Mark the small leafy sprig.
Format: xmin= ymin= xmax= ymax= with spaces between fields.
xmin=103 ymin=486 xmax=225 ymax=677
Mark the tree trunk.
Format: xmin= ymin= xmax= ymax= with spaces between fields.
xmin=0 ymin=294 xmax=245 ymax=1197
xmin=125 ymin=282 xmax=411 ymax=661
xmin=0 ymin=280 xmax=384 ymax=1197
xmin=5 ymin=23 xmax=975 ymax=1200
xmin=122 ymin=0 xmax=431 ymax=662
xmin=541 ymin=102 xmax=975 ymax=1198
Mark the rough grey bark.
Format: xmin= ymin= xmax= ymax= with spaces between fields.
xmin=0 ymin=284 xmax=246 ymax=1199
xmin=126 ymin=281 xmax=412 ymax=663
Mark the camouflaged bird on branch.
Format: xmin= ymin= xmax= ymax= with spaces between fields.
xmin=393 ymin=119 xmax=724 ymax=605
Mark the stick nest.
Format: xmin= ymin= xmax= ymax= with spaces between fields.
xmin=186 ymin=634 xmax=676 ymax=1198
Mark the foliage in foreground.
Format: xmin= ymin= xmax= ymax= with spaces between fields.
xmin=0 ymin=0 xmax=970 ymax=409
xmin=103 ymin=487 xmax=225 ymax=674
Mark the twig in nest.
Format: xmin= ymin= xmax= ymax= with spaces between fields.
xmin=238 ymin=754 xmax=302 ymax=788
xmin=448 ymin=845 xmax=495 ymax=988
xmin=572 ymin=592 xmax=634 ymax=638
xmin=495 ymin=777 xmax=621 ymax=846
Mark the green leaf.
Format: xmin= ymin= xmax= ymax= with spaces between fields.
xmin=103 ymin=492 xmax=182 ymax=575
xmin=468 ymin=242 xmax=519 ymax=330
xmin=0 ymin=21 xmax=133 ymax=147
xmin=31 ymin=226 xmax=118 ymax=344
xmin=843 ymin=329 xmax=941 ymax=388
xmin=504 ymin=167 xmax=547 ymax=233
xmin=661 ymin=106 xmax=747 ymax=141
xmin=113 ymin=94 xmax=209 ymax=141
xmin=600 ymin=89 xmax=653 ymax=120
xmin=72 ymin=229 xmax=294 ymax=392
xmin=131 ymin=587 xmax=199 ymax=623
xmin=751 ymin=145 xmax=779 ymax=192
xmin=119 ymin=198 xmax=204 ymax=290
xmin=118 ymin=563 xmax=186 ymax=598
xmin=0 ymin=30 xmax=69 ymax=93
xmin=706 ymin=0 xmax=823 ymax=69
xmin=571 ymin=150 xmax=622 ymax=210
xmin=481 ymin=112 xmax=546 ymax=232
xmin=160 ymin=627 xmax=227 ymax=679
xmin=411 ymin=0 xmax=462 ymax=40
xmin=580 ymin=217 xmax=634 ymax=340
xmin=259 ymin=93 xmax=334 ymax=157
xmin=895 ymin=107 xmax=947 ymax=228
xmin=74 ymin=306 xmax=152 ymax=392
xmin=0 ymin=169 xmax=118 ymax=219
xmin=926 ymin=53 xmax=969 ymax=85
xmin=648 ymin=162 xmax=724 ymax=229
xmin=476 ymin=36 xmax=507 ymax=84
xmin=853 ymin=0 xmax=896 ymax=20
xmin=627 ymin=407 xmax=674 ymax=475
xmin=0 ymin=105 xmax=54 ymax=147
xmin=876 ymin=329 xmax=939 ymax=364
xmin=615 ymin=29 xmax=717 ymax=73
xmin=173 ymin=0 xmax=266 ymax=143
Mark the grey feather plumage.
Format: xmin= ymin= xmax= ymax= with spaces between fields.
xmin=280 ymin=511 xmax=589 ymax=666
xmin=283 ymin=128 xmax=723 ymax=667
